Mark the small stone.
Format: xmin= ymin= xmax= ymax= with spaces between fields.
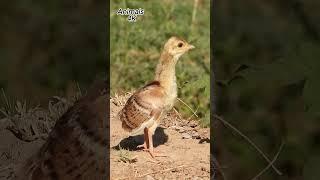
xmin=182 ymin=133 xmax=192 ymax=139
xmin=191 ymin=131 xmax=200 ymax=139
xmin=146 ymin=175 xmax=155 ymax=180
xmin=172 ymin=125 xmax=186 ymax=133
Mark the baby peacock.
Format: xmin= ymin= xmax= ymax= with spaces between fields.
xmin=119 ymin=36 xmax=194 ymax=158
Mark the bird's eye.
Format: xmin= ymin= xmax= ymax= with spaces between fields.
xmin=178 ymin=42 xmax=184 ymax=48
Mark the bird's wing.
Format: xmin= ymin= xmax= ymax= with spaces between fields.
xmin=120 ymin=82 xmax=165 ymax=134
xmin=15 ymin=80 xmax=108 ymax=180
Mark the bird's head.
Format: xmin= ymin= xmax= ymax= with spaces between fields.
xmin=163 ymin=36 xmax=195 ymax=59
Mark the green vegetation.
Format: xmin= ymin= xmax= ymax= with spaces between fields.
xmin=117 ymin=145 xmax=137 ymax=163
xmin=214 ymin=1 xmax=320 ymax=179
xmin=110 ymin=0 xmax=210 ymax=126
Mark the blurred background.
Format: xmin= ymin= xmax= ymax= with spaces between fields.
xmin=214 ymin=1 xmax=320 ymax=179
xmin=110 ymin=0 xmax=210 ymax=127
xmin=0 ymin=0 xmax=106 ymax=111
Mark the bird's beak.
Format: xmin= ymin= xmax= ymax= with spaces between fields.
xmin=188 ymin=44 xmax=195 ymax=50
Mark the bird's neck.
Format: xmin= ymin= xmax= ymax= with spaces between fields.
xmin=154 ymin=51 xmax=178 ymax=95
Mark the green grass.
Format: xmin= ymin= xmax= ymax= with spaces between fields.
xmin=110 ymin=0 xmax=210 ymax=126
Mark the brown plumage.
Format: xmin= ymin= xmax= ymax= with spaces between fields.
xmin=120 ymin=81 xmax=164 ymax=134
xmin=119 ymin=36 xmax=195 ymax=158
xmin=14 ymin=80 xmax=108 ymax=180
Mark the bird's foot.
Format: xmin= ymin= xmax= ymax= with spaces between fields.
xmin=136 ymin=142 xmax=148 ymax=150
xmin=137 ymin=146 xmax=166 ymax=158
xmin=149 ymin=150 xmax=167 ymax=158
xmin=138 ymin=147 xmax=163 ymax=153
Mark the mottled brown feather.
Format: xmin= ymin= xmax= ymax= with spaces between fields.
xmin=15 ymin=80 xmax=108 ymax=180
xmin=120 ymin=81 xmax=166 ymax=133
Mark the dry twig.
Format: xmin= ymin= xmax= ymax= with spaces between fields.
xmin=212 ymin=155 xmax=227 ymax=180
xmin=137 ymin=165 xmax=188 ymax=178
xmin=213 ymin=114 xmax=283 ymax=175
xmin=251 ymin=142 xmax=284 ymax=180
xmin=117 ymin=165 xmax=189 ymax=180
xmin=177 ymin=98 xmax=198 ymax=118
xmin=173 ymin=107 xmax=183 ymax=120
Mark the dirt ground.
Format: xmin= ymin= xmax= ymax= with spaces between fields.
xmin=0 ymin=93 xmax=210 ymax=180
xmin=0 ymin=119 xmax=45 ymax=179
xmin=110 ymin=94 xmax=210 ymax=180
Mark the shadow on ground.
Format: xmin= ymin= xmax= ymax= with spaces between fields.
xmin=112 ymin=127 xmax=168 ymax=151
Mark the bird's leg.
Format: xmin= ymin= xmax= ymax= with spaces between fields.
xmin=147 ymin=128 xmax=166 ymax=158
xmin=136 ymin=128 xmax=149 ymax=150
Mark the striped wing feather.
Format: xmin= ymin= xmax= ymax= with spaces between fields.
xmin=120 ymin=82 xmax=165 ymax=135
